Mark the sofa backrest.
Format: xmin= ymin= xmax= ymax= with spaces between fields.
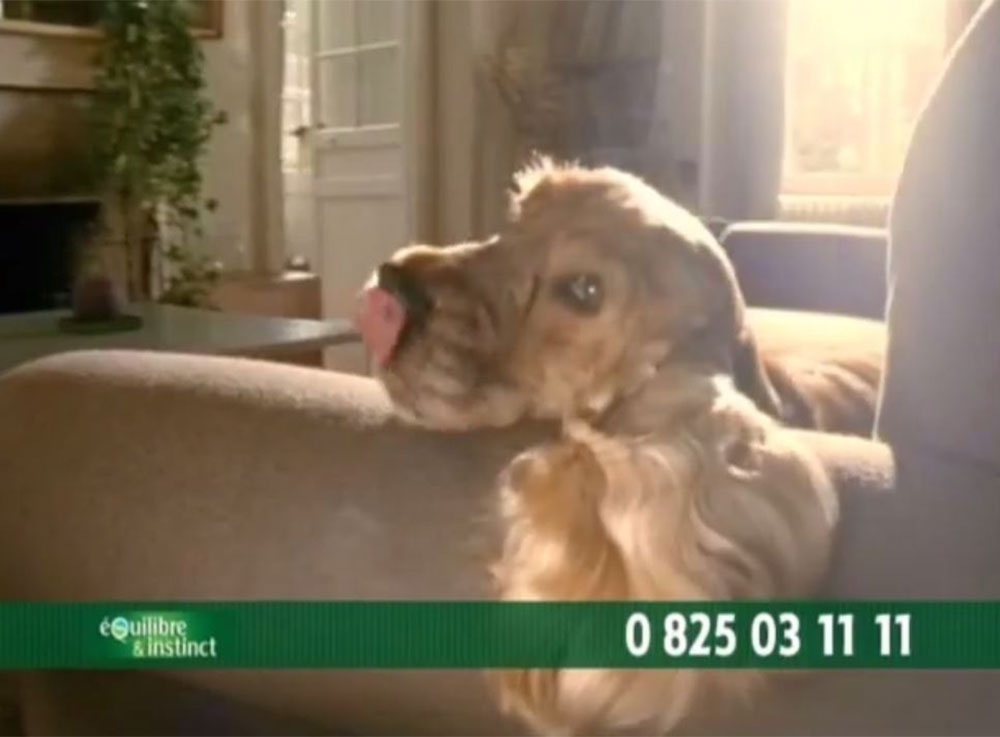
xmin=876 ymin=0 xmax=1000 ymax=466
xmin=720 ymin=221 xmax=887 ymax=320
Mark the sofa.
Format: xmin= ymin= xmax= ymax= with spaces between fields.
xmin=721 ymin=221 xmax=887 ymax=320
xmin=0 ymin=323 xmax=886 ymax=736
xmin=3 ymin=0 xmax=1000 ymax=733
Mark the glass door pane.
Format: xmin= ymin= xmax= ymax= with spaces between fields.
xmin=318 ymin=56 xmax=358 ymax=128
xmin=357 ymin=0 xmax=400 ymax=44
xmin=358 ymin=47 xmax=399 ymax=126
xmin=317 ymin=0 xmax=356 ymax=52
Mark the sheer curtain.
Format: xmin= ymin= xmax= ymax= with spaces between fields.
xmin=699 ymin=0 xmax=788 ymax=222
xmin=416 ymin=1 xmax=789 ymax=241
xmin=413 ymin=0 xmax=667 ymax=245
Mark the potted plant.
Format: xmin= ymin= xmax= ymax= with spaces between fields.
xmin=87 ymin=0 xmax=226 ymax=309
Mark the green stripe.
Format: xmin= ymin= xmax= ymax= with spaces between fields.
xmin=0 ymin=601 xmax=996 ymax=669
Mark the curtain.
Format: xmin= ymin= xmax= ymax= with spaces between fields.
xmin=247 ymin=0 xmax=286 ymax=272
xmin=415 ymin=0 xmax=789 ymax=240
xmin=413 ymin=0 xmax=668 ymax=245
xmin=699 ymin=0 xmax=788 ymax=222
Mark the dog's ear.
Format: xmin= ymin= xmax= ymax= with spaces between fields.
xmin=637 ymin=217 xmax=786 ymax=421
xmin=732 ymin=324 xmax=785 ymax=420
xmin=687 ymin=237 xmax=786 ymax=420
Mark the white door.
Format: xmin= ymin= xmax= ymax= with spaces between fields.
xmin=310 ymin=0 xmax=412 ymax=373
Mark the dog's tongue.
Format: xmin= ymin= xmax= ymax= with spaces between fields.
xmin=355 ymin=286 xmax=406 ymax=367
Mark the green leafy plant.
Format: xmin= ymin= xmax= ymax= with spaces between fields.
xmin=90 ymin=0 xmax=226 ymax=306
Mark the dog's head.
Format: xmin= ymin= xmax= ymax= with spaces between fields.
xmin=356 ymin=159 xmax=779 ymax=430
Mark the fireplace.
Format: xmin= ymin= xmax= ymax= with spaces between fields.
xmin=0 ymin=85 xmax=101 ymax=313
xmin=0 ymin=199 xmax=100 ymax=314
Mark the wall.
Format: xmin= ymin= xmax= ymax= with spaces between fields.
xmin=0 ymin=0 xmax=256 ymax=271
xmin=200 ymin=0 xmax=254 ymax=271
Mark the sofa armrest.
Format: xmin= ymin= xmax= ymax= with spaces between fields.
xmin=0 ymin=350 xmax=542 ymax=735
xmin=706 ymin=433 xmax=1000 ymax=736
xmin=720 ymin=221 xmax=888 ymax=319
xmin=0 ymin=348 xmax=893 ymax=737
xmin=4 ymin=349 xmax=998 ymax=735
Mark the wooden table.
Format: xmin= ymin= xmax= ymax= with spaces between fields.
xmin=0 ymin=303 xmax=359 ymax=375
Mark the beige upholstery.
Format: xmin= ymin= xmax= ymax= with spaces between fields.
xmin=0 ymin=304 xmax=894 ymax=736
xmin=0 ymin=349 xmax=543 ymax=734
xmin=877 ymin=0 xmax=1000 ymax=467
xmin=748 ymin=307 xmax=885 ymax=356
xmin=1 ymin=308 xmax=999 ymax=734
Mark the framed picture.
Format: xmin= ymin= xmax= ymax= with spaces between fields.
xmin=0 ymin=0 xmax=223 ymax=39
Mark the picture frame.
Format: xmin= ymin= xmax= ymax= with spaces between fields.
xmin=0 ymin=0 xmax=223 ymax=40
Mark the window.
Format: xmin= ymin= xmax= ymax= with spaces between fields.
xmin=281 ymin=0 xmax=403 ymax=172
xmin=782 ymin=0 xmax=951 ymax=200
xmin=314 ymin=0 xmax=402 ymax=131
xmin=282 ymin=0 xmax=313 ymax=174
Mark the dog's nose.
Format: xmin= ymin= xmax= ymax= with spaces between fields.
xmin=354 ymin=262 xmax=433 ymax=367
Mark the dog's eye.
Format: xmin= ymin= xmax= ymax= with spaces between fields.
xmin=551 ymin=273 xmax=604 ymax=315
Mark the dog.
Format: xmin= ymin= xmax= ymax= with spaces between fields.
xmin=355 ymin=160 xmax=880 ymax=436
xmin=355 ymin=161 xmax=842 ymax=733
xmin=488 ymin=372 xmax=836 ymax=734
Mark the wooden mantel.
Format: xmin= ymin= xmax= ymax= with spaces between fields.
xmin=0 ymin=30 xmax=98 ymax=92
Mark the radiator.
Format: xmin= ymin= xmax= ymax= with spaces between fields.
xmin=778 ymin=195 xmax=890 ymax=227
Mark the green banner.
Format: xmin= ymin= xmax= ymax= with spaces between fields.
xmin=0 ymin=601 xmax=998 ymax=669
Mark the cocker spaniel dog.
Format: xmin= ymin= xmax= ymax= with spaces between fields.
xmin=355 ymin=161 xmax=850 ymax=733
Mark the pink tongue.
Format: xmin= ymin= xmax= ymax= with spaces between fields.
xmin=355 ymin=286 xmax=406 ymax=367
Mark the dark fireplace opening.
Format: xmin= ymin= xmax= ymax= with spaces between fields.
xmin=0 ymin=200 xmax=101 ymax=314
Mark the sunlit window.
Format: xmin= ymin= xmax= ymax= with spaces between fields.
xmin=782 ymin=0 xmax=950 ymax=199
xmin=281 ymin=0 xmax=313 ymax=174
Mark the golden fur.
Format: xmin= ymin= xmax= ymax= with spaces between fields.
xmin=489 ymin=369 xmax=836 ymax=733
xmin=370 ymin=159 xmax=878 ymax=435
xmin=362 ymin=161 xmax=842 ymax=733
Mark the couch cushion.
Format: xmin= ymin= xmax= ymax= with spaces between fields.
xmin=748 ymin=307 xmax=884 ymax=357
xmin=877 ymin=0 xmax=1000 ymax=466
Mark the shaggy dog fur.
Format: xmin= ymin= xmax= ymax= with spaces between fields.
xmin=362 ymin=162 xmax=879 ymax=437
xmin=488 ymin=371 xmax=836 ymax=734
xmin=357 ymin=161 xmax=843 ymax=733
